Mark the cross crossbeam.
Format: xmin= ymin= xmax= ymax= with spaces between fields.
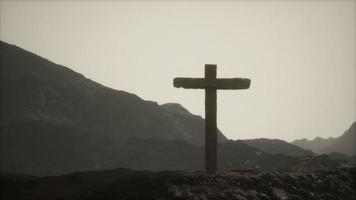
xmin=174 ymin=78 xmax=250 ymax=89
xmin=173 ymin=64 xmax=251 ymax=173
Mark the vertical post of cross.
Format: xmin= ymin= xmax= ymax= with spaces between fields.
xmin=205 ymin=64 xmax=217 ymax=173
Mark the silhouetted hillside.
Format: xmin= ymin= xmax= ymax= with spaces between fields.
xmin=0 ymin=41 xmax=228 ymax=175
xmin=292 ymin=122 xmax=356 ymax=156
xmin=242 ymin=138 xmax=314 ymax=157
xmin=1 ymin=41 xmax=227 ymax=143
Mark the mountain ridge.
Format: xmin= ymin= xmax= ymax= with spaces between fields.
xmin=242 ymin=138 xmax=314 ymax=157
xmin=292 ymin=122 xmax=356 ymax=156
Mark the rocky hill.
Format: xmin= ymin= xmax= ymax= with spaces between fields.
xmin=1 ymin=41 xmax=227 ymax=145
xmin=1 ymin=167 xmax=355 ymax=200
xmin=0 ymin=41 xmax=227 ymax=175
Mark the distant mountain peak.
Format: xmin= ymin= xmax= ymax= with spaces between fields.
xmin=292 ymin=121 xmax=356 ymax=156
xmin=350 ymin=121 xmax=356 ymax=129
xmin=313 ymin=136 xmax=335 ymax=141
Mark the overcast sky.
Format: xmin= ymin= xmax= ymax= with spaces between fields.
xmin=1 ymin=0 xmax=355 ymax=142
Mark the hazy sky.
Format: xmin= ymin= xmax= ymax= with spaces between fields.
xmin=1 ymin=0 xmax=355 ymax=142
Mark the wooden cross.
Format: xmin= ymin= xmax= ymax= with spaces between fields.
xmin=173 ymin=64 xmax=251 ymax=173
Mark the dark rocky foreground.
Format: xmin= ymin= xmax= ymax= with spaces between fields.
xmin=1 ymin=168 xmax=355 ymax=200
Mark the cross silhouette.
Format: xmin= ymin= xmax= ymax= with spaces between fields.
xmin=173 ymin=64 xmax=251 ymax=173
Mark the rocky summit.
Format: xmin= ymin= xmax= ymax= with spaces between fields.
xmin=1 ymin=168 xmax=355 ymax=200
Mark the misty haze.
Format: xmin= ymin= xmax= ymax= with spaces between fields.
xmin=0 ymin=1 xmax=355 ymax=200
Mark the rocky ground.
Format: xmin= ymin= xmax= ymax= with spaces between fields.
xmin=1 ymin=167 xmax=355 ymax=200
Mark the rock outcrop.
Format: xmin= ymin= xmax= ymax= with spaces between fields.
xmin=1 ymin=168 xmax=355 ymax=200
